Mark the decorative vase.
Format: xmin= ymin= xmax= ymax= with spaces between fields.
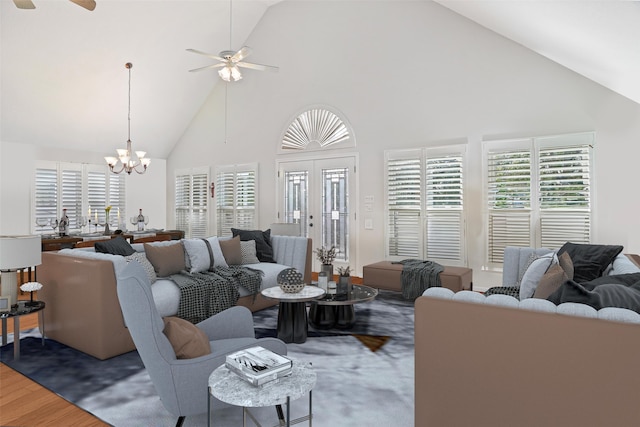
xmin=103 ymin=221 xmax=110 ymax=236
xmin=320 ymin=264 xmax=333 ymax=281
xmin=338 ymin=275 xmax=351 ymax=295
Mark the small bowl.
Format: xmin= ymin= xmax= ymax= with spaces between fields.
xmin=279 ymin=282 xmax=305 ymax=293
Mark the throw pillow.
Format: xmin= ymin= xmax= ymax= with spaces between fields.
xmin=182 ymin=237 xmax=229 ymax=273
xmin=144 ymin=242 xmax=186 ymax=277
xmin=219 ymin=235 xmax=242 ymax=265
xmin=558 ymin=251 xmax=574 ymax=280
xmin=557 ymin=242 xmax=623 ymax=283
xmin=124 ymin=252 xmax=157 ymax=284
xmin=518 ymin=253 xmax=555 ymax=300
xmin=94 ymin=236 xmax=135 ymax=256
xmin=240 ymin=240 xmax=260 ymax=264
xmin=162 ymin=317 xmax=211 ymax=359
xmin=231 ymin=228 xmax=276 ymax=263
xmin=532 ymin=263 xmax=568 ymax=299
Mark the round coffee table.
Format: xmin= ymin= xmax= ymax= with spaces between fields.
xmin=208 ymin=359 xmax=316 ymax=427
xmin=309 ymin=284 xmax=378 ymax=329
xmin=261 ymin=286 xmax=325 ymax=344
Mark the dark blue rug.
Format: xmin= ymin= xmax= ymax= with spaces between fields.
xmin=1 ymin=336 xmax=144 ymax=403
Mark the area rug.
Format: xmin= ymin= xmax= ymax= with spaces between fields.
xmin=1 ymin=290 xmax=415 ymax=427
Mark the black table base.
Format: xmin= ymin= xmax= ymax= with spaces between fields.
xmin=277 ymin=301 xmax=309 ymax=343
xmin=309 ymin=304 xmax=356 ymax=329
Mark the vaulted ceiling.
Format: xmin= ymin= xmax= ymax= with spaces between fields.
xmin=2 ymin=0 xmax=638 ymax=159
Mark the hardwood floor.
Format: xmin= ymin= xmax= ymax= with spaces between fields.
xmin=0 ymin=293 xmax=108 ymax=427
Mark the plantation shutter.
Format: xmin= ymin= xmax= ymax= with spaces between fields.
xmin=108 ymin=173 xmax=126 ymax=227
xmin=61 ymin=168 xmax=82 ymax=230
xmin=87 ymin=170 xmax=107 ymax=223
xmin=191 ymin=173 xmax=208 ymax=238
xmin=34 ymin=167 xmax=58 ymax=225
xmin=538 ymin=137 xmax=592 ymax=249
xmin=175 ymin=174 xmax=190 ymax=235
xmin=425 ymin=148 xmax=465 ymax=263
xmin=484 ymin=132 xmax=594 ymax=264
xmin=215 ymin=164 xmax=257 ymax=237
xmin=174 ymin=168 xmax=209 ymax=238
xmin=386 ymin=151 xmax=422 ymax=258
xmin=485 ymin=142 xmax=533 ymax=263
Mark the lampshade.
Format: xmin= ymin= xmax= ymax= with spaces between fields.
xmin=0 ymin=235 xmax=42 ymax=306
xmin=0 ymin=235 xmax=41 ymax=270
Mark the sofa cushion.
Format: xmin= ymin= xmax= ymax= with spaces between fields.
xmin=95 ymin=236 xmax=135 ymax=256
xmin=144 ymin=242 xmax=185 ymax=277
xmin=232 ymin=228 xmax=276 ymax=263
xmin=125 ymin=252 xmax=157 ymax=284
xmin=162 ymin=316 xmax=211 ymax=359
xmin=519 ymin=253 xmax=555 ymax=300
xmin=557 ymin=242 xmax=623 ymax=283
xmin=219 ymin=235 xmax=242 ymax=265
xmin=240 ymin=240 xmax=260 ymax=264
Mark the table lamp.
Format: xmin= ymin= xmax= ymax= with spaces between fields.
xmin=0 ymin=235 xmax=42 ymax=307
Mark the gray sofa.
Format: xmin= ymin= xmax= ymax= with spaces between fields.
xmin=38 ymin=235 xmax=312 ymax=359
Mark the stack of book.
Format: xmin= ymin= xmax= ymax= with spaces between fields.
xmin=225 ymin=346 xmax=293 ymax=386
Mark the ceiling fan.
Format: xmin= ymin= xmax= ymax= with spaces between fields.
xmin=187 ymin=46 xmax=278 ymax=81
xmin=187 ymin=0 xmax=278 ymax=82
xmin=13 ymin=0 xmax=96 ymax=11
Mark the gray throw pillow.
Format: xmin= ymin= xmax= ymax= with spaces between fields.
xmin=519 ymin=253 xmax=555 ymax=300
xmin=94 ymin=236 xmax=135 ymax=256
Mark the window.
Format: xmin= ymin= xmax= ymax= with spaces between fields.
xmin=33 ymin=161 xmax=126 ymax=233
xmin=385 ymin=145 xmax=466 ymax=265
xmin=484 ymin=132 xmax=593 ymax=264
xmin=175 ymin=168 xmax=209 ymax=238
xmin=215 ymin=164 xmax=257 ymax=237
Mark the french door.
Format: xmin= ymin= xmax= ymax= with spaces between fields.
xmin=277 ymin=157 xmax=357 ymax=273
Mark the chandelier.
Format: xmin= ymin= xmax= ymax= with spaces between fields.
xmin=105 ymin=62 xmax=150 ymax=175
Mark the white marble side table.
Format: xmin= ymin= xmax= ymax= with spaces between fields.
xmin=261 ymin=286 xmax=325 ymax=344
xmin=208 ymin=359 xmax=316 ymax=427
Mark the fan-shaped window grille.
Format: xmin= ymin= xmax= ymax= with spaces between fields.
xmin=282 ymin=108 xmax=353 ymax=151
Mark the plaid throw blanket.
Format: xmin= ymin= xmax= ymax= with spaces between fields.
xmin=394 ymin=259 xmax=444 ymax=299
xmin=170 ymin=266 xmax=263 ymax=323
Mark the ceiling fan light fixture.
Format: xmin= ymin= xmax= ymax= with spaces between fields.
xmin=218 ymin=65 xmax=242 ymax=82
xmin=105 ymin=62 xmax=150 ymax=175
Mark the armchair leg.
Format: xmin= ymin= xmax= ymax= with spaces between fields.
xmin=176 ymin=416 xmax=185 ymax=427
xmin=276 ymin=404 xmax=285 ymax=424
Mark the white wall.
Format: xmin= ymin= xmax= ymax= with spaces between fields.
xmin=0 ymin=140 xmax=167 ymax=235
xmin=167 ymin=1 xmax=640 ymax=288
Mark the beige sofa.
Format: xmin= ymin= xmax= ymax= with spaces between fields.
xmin=415 ymin=250 xmax=640 ymax=427
xmin=38 ymin=236 xmax=312 ymax=360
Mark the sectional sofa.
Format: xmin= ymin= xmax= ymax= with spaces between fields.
xmin=415 ymin=246 xmax=640 ymax=426
xmin=38 ymin=234 xmax=311 ymax=360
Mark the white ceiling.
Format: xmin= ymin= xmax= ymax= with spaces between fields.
xmin=2 ymin=0 xmax=639 ymax=159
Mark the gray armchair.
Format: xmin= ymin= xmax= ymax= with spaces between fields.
xmin=116 ymin=261 xmax=287 ymax=427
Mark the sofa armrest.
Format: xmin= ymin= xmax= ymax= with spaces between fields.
xmin=270 ymin=236 xmax=312 ymax=283
xmin=38 ymin=251 xmax=135 ymax=359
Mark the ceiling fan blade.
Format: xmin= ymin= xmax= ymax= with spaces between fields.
xmin=188 ymin=63 xmax=226 ymax=73
xmin=186 ymin=49 xmax=224 ymax=62
xmin=232 ymin=46 xmax=253 ymax=63
xmin=237 ymin=61 xmax=279 ymax=72
xmin=13 ymin=0 xmax=35 ymax=9
xmin=69 ymin=0 xmax=96 ymax=11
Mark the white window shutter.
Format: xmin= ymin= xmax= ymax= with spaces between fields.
xmin=34 ymin=167 xmax=58 ymax=225
xmin=175 ymin=169 xmax=209 ymax=238
xmin=425 ymin=151 xmax=465 ymax=263
xmin=386 ymin=153 xmax=422 ymax=259
xmin=215 ymin=165 xmax=257 ymax=237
